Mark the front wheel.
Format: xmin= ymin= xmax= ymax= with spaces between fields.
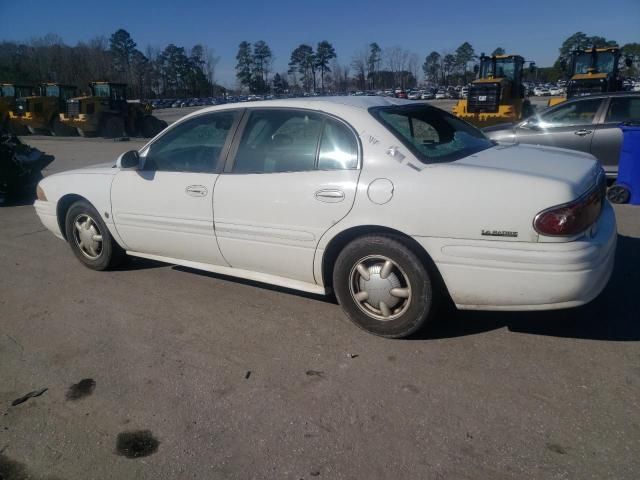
xmin=333 ymin=235 xmax=436 ymax=338
xmin=64 ymin=200 xmax=125 ymax=270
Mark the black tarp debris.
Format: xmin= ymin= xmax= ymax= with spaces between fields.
xmin=0 ymin=134 xmax=54 ymax=204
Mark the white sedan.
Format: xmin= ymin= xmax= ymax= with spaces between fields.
xmin=34 ymin=97 xmax=616 ymax=338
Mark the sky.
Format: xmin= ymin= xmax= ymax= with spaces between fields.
xmin=1 ymin=0 xmax=638 ymax=87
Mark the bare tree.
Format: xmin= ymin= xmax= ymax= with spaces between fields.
xmin=385 ymin=46 xmax=410 ymax=88
xmin=407 ymin=52 xmax=420 ymax=86
xmin=350 ymin=47 xmax=368 ymax=90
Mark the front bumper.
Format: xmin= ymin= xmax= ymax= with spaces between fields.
xmin=34 ymin=199 xmax=64 ymax=239
xmin=415 ymin=202 xmax=617 ymax=310
xmin=59 ymin=114 xmax=99 ymax=132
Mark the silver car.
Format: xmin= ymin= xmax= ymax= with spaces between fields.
xmin=483 ymin=92 xmax=640 ymax=179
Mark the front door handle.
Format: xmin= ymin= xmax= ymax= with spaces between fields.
xmin=185 ymin=185 xmax=208 ymax=197
xmin=315 ymin=189 xmax=345 ymax=203
xmin=574 ymin=129 xmax=593 ymax=136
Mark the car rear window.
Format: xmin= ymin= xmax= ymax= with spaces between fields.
xmin=370 ymin=105 xmax=493 ymax=163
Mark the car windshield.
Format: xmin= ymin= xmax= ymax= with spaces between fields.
xmin=371 ymin=105 xmax=493 ymax=163
xmin=45 ymin=85 xmax=60 ymax=97
xmin=574 ymin=51 xmax=616 ymax=75
xmin=480 ymin=58 xmax=516 ymax=81
xmin=595 ymin=52 xmax=615 ymax=73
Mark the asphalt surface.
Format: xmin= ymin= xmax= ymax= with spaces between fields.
xmin=1 ymin=102 xmax=639 ymax=479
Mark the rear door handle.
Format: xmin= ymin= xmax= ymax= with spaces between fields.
xmin=185 ymin=185 xmax=208 ymax=197
xmin=315 ymin=189 xmax=345 ymax=203
xmin=574 ymin=129 xmax=593 ymax=136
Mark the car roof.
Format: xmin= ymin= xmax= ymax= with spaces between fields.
xmin=178 ymin=95 xmax=417 ymax=120
xmin=566 ymin=91 xmax=640 ymax=101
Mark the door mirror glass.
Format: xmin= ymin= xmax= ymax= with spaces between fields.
xmin=116 ymin=150 xmax=139 ymax=169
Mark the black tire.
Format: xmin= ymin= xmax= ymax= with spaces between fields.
xmin=64 ymin=200 xmax=125 ymax=270
xmin=333 ymin=234 xmax=436 ymax=338
xmin=51 ymin=116 xmax=75 ymax=136
xmin=101 ymin=116 xmax=125 ymax=138
xmin=607 ymin=184 xmax=630 ymax=204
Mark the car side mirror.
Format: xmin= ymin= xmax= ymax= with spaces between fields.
xmin=625 ymin=57 xmax=633 ymax=68
xmin=116 ymin=150 xmax=140 ymax=169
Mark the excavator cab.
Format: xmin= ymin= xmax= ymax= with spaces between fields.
xmin=548 ymin=46 xmax=629 ymax=106
xmin=452 ymin=54 xmax=533 ymax=127
xmin=1 ymin=84 xmax=34 ymax=133
xmin=567 ymin=47 xmax=624 ymax=97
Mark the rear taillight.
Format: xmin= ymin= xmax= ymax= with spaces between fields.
xmin=534 ymin=176 xmax=606 ymax=237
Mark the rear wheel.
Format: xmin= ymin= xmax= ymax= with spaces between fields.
xmin=607 ymin=184 xmax=630 ymax=204
xmin=64 ymin=200 xmax=125 ymax=270
xmin=101 ymin=116 xmax=125 ymax=138
xmin=333 ymin=234 xmax=436 ymax=338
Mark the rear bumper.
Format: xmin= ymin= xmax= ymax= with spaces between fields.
xmin=34 ymin=199 xmax=64 ymax=239
xmin=415 ymin=202 xmax=617 ymax=310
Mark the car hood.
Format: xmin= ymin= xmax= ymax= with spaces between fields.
xmin=481 ymin=122 xmax=515 ymax=133
xmin=53 ymin=161 xmax=117 ymax=176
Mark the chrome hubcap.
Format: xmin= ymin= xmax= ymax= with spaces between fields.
xmin=349 ymin=255 xmax=411 ymax=321
xmin=72 ymin=214 xmax=103 ymax=260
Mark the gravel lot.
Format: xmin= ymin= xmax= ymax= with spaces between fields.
xmin=1 ymin=101 xmax=639 ymax=479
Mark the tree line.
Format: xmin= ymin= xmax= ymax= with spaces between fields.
xmin=1 ymin=29 xmax=638 ymax=99
xmin=0 ymin=29 xmax=222 ymax=99
xmin=236 ymin=33 xmax=639 ymax=94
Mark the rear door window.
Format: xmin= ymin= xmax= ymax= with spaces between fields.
xmin=539 ymin=98 xmax=602 ymax=127
xmin=605 ymin=97 xmax=640 ymax=124
xmin=231 ymin=109 xmax=359 ymax=173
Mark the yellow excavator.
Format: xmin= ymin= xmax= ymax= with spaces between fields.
xmin=59 ymin=82 xmax=166 ymax=138
xmin=1 ymin=84 xmax=34 ymax=134
xmin=9 ymin=83 xmax=78 ymax=135
xmin=452 ymin=54 xmax=534 ymax=128
xmin=548 ymin=46 xmax=630 ymax=106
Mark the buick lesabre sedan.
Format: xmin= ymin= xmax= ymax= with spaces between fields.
xmin=34 ymin=97 xmax=616 ymax=338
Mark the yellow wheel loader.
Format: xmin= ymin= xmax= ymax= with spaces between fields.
xmin=1 ymin=84 xmax=34 ymax=134
xmin=452 ymin=54 xmax=534 ymax=128
xmin=59 ymin=82 xmax=166 ymax=138
xmin=9 ymin=83 xmax=78 ymax=135
xmin=548 ymin=47 xmax=630 ymax=107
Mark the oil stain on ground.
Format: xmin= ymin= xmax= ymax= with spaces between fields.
xmin=116 ymin=430 xmax=160 ymax=458
xmin=65 ymin=378 xmax=96 ymax=401
xmin=0 ymin=452 xmax=65 ymax=480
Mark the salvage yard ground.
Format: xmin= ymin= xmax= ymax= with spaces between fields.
xmin=1 ymin=100 xmax=639 ymax=479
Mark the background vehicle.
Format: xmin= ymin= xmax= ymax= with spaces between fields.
xmin=483 ymin=92 xmax=640 ymax=179
xmin=452 ymin=54 xmax=534 ymax=127
xmin=548 ymin=47 xmax=631 ymax=106
xmin=1 ymin=84 xmax=33 ymax=133
xmin=9 ymin=83 xmax=77 ymax=135
xmin=59 ymin=82 xmax=167 ymax=138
